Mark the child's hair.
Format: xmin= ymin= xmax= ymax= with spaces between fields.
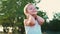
xmin=24 ymin=3 xmax=33 ymax=16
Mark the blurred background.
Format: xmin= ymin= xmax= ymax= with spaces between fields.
xmin=0 ymin=0 xmax=60 ymax=34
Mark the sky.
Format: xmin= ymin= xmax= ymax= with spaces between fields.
xmin=36 ymin=0 xmax=60 ymax=20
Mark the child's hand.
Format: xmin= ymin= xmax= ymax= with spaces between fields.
xmin=31 ymin=14 xmax=37 ymax=19
xmin=24 ymin=14 xmax=36 ymax=26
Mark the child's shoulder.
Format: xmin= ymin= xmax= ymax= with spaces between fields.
xmin=24 ymin=19 xmax=28 ymax=23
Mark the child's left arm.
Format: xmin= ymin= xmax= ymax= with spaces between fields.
xmin=36 ymin=15 xmax=45 ymax=25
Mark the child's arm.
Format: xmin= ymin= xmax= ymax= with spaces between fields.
xmin=36 ymin=15 xmax=45 ymax=25
xmin=24 ymin=15 xmax=35 ymax=26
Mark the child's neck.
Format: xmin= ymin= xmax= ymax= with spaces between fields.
xmin=32 ymin=15 xmax=37 ymax=20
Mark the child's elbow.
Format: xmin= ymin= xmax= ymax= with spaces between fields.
xmin=40 ymin=19 xmax=45 ymax=25
xmin=40 ymin=18 xmax=45 ymax=23
xmin=42 ymin=19 xmax=45 ymax=23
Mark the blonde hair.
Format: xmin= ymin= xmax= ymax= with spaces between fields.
xmin=24 ymin=3 xmax=33 ymax=16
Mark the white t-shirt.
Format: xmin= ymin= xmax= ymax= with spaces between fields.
xmin=24 ymin=20 xmax=42 ymax=34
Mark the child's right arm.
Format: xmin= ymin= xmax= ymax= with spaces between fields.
xmin=24 ymin=15 xmax=35 ymax=26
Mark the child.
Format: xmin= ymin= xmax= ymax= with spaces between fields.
xmin=24 ymin=3 xmax=44 ymax=34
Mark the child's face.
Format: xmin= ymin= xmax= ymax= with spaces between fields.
xmin=27 ymin=4 xmax=37 ymax=15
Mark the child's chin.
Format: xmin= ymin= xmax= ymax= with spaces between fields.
xmin=33 ymin=13 xmax=37 ymax=14
xmin=32 ymin=13 xmax=37 ymax=15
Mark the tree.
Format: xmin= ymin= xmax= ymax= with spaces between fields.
xmin=46 ymin=12 xmax=60 ymax=31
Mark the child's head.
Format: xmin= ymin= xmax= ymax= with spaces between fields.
xmin=24 ymin=3 xmax=37 ymax=16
